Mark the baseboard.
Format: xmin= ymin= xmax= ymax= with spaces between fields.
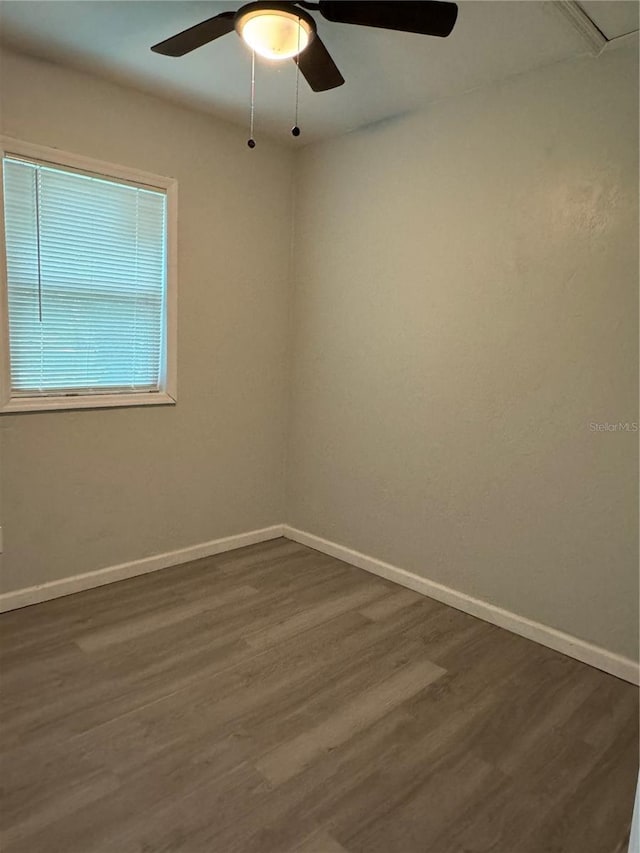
xmin=3 ymin=520 xmax=636 ymax=685
xmin=283 ymin=526 xmax=640 ymax=685
xmin=0 ymin=525 xmax=285 ymax=613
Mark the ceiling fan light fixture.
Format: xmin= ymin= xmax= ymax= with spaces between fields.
xmin=235 ymin=3 xmax=316 ymax=61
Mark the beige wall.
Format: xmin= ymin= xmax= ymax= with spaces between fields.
xmin=287 ymin=44 xmax=639 ymax=660
xmin=0 ymin=49 xmax=293 ymax=593
xmin=1 ymin=42 xmax=637 ymax=662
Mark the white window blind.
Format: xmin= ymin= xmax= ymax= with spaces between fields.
xmin=2 ymin=155 xmax=167 ymax=397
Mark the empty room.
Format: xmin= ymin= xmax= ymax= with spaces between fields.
xmin=0 ymin=1 xmax=638 ymax=851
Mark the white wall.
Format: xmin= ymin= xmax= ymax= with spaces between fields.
xmin=0 ymin=49 xmax=293 ymax=593
xmin=287 ymin=43 xmax=639 ymax=661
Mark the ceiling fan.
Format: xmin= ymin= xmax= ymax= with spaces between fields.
xmin=151 ymin=1 xmax=459 ymax=93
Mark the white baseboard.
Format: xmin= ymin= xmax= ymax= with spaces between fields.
xmin=0 ymin=525 xmax=284 ymax=613
xmin=3 ymin=519 xmax=636 ymax=685
xmin=283 ymin=526 xmax=640 ymax=686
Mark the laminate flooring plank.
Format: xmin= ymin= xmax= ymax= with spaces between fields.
xmin=211 ymin=539 xmax=311 ymax=573
xmin=470 ymin=655 xmax=603 ymax=775
xmin=0 ymin=538 xmax=637 ymax=853
xmin=309 ymin=689 xmax=503 ymax=845
xmin=402 ymin=601 xmax=492 ymax=664
xmin=0 ymin=634 xmax=249 ymax=751
xmin=1 ymin=571 xmax=379 ymax=748
xmin=292 ymin=830 xmax=351 ymax=853
xmin=65 ymin=612 xmax=371 ymax=777
xmin=255 ymin=658 xmax=445 ymax=785
xmin=243 ymin=583 xmax=391 ymax=650
xmin=239 ymin=633 xmax=433 ymax=757
xmin=305 ymin=641 xmax=578 ymax=846
xmin=73 ymin=608 xmax=424 ymax=782
xmin=211 ymin=679 xmax=502 ymax=853
xmin=1 ymin=764 xmax=120 ymax=849
xmin=340 ymin=749 xmax=501 ymax=853
xmin=0 ymin=744 xmax=113 ymax=833
xmin=578 ymin=674 xmax=640 ymax=750
xmin=426 ymin=720 xmax=638 ymax=853
xmin=219 ymin=601 xmax=444 ymax=747
xmin=358 ymin=587 xmax=425 ymax=621
xmin=94 ymin=755 xmax=270 ymax=853
xmin=0 ymin=540 xmax=307 ymax=649
xmin=90 ymin=564 xmax=358 ymax=674
xmin=0 ymin=639 xmax=88 ymax=700
xmin=2 ymin=746 xmax=261 ymax=853
xmin=75 ymin=583 xmax=258 ymax=651
xmin=517 ymin=720 xmax=639 ymax=853
xmin=126 ymin=647 xmax=442 ymax=852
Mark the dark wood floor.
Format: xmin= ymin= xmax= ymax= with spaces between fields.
xmin=0 ymin=538 xmax=637 ymax=853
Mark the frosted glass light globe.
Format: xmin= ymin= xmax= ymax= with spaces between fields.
xmin=237 ymin=9 xmax=313 ymax=60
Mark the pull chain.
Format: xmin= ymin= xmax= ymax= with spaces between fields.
xmin=292 ymin=20 xmax=301 ymax=138
xmin=248 ymin=49 xmax=256 ymax=148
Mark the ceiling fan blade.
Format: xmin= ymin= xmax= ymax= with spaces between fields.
xmin=317 ymin=1 xmax=458 ymax=37
xmin=295 ymin=35 xmax=344 ymax=92
xmin=151 ymin=11 xmax=235 ymax=56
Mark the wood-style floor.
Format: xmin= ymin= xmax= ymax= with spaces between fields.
xmin=0 ymin=538 xmax=637 ymax=853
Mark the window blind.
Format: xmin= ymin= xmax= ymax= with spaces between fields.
xmin=2 ymin=156 xmax=167 ymax=396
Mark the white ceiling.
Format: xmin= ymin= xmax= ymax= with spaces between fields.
xmin=0 ymin=1 xmax=637 ymax=145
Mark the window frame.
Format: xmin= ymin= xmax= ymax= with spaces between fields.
xmin=0 ymin=137 xmax=178 ymax=413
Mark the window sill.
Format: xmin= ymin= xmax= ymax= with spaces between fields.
xmin=0 ymin=391 xmax=177 ymax=414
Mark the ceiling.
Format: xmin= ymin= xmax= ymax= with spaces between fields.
xmin=0 ymin=1 xmax=637 ymax=145
xmin=578 ymin=0 xmax=639 ymax=37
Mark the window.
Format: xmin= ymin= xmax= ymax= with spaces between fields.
xmin=0 ymin=138 xmax=177 ymax=412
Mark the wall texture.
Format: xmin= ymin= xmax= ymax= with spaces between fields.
xmin=1 ymin=41 xmax=637 ymax=663
xmin=0 ymin=48 xmax=293 ymax=593
xmin=287 ymin=43 xmax=639 ymax=660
